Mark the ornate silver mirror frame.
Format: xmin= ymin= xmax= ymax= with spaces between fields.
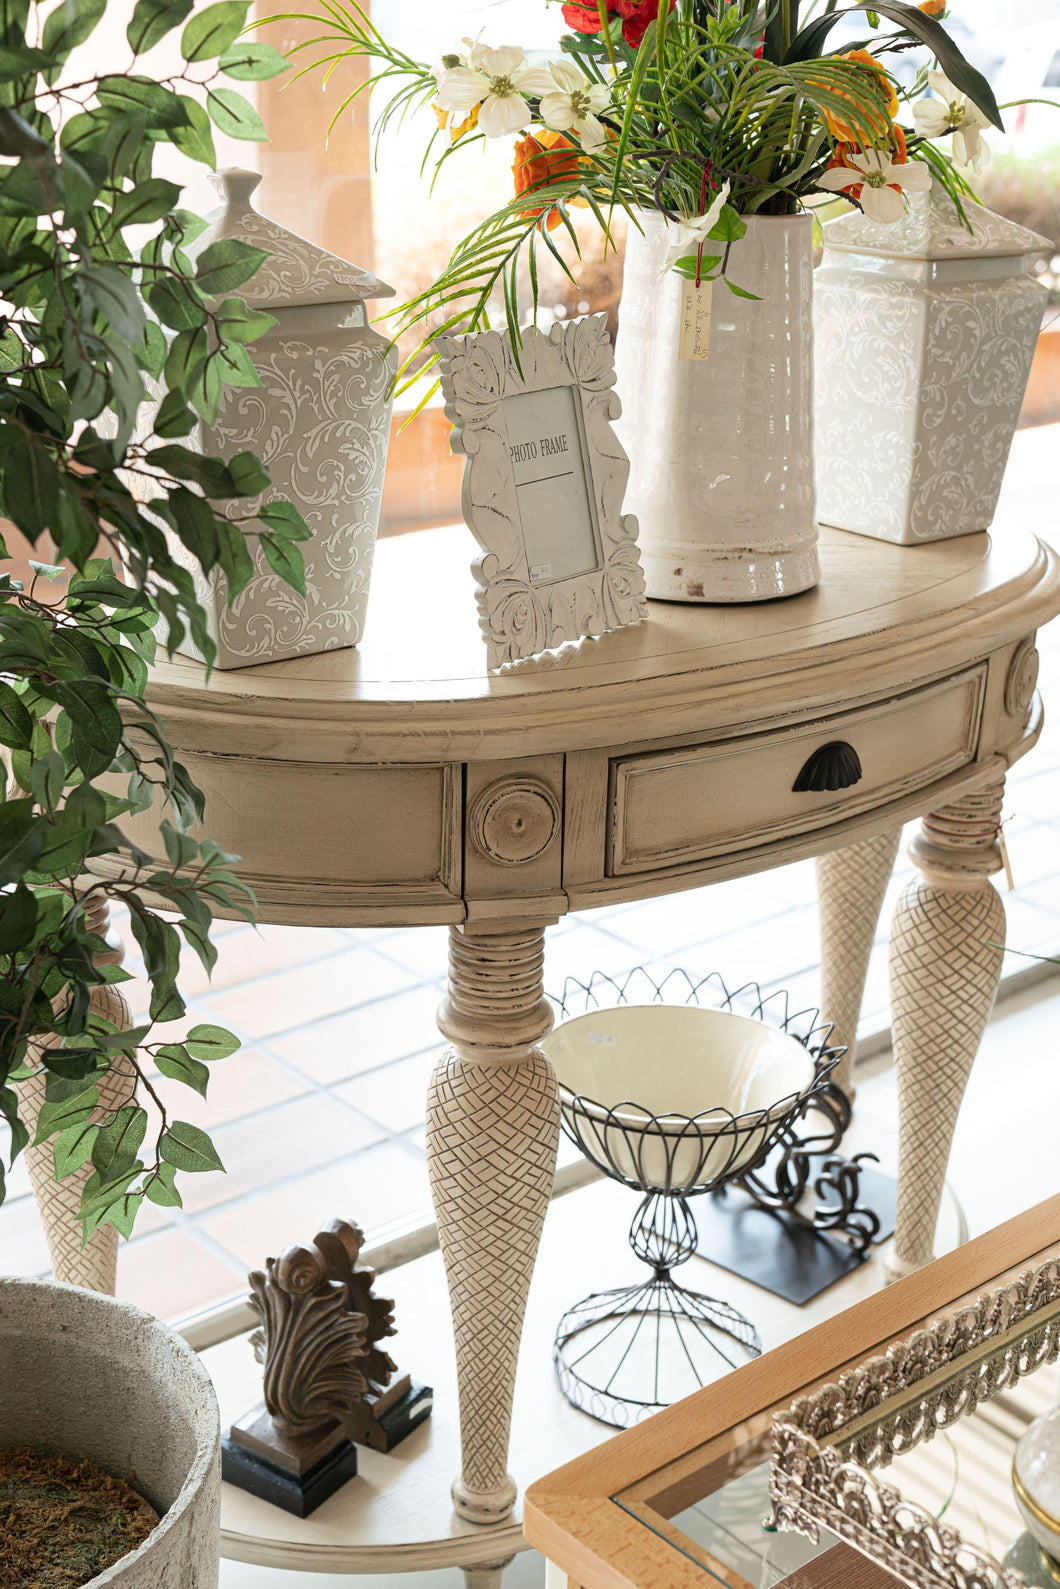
xmin=770 ymin=1255 xmax=1060 ymax=1589
xmin=436 ymin=315 xmax=647 ymax=668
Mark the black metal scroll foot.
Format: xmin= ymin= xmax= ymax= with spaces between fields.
xmin=732 ymin=1082 xmax=881 ymax=1254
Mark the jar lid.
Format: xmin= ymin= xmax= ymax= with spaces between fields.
xmin=193 ymin=168 xmax=395 ymax=308
xmin=822 ymin=181 xmax=1050 ymax=262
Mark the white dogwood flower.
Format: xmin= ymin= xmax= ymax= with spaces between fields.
xmin=816 ymin=146 xmax=931 ymax=224
xmin=539 ymin=59 xmax=611 ymax=152
xmin=434 ymin=44 xmax=554 ymax=138
xmin=913 ymin=70 xmax=991 ymax=171
xmin=659 ymin=181 xmax=733 ymax=274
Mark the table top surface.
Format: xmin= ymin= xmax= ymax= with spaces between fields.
xmin=147 ymin=521 xmax=1059 ymax=760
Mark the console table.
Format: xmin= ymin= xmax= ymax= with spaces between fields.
xmin=46 ymin=516 xmax=1059 ymax=1537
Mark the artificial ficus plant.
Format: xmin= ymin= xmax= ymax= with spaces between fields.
xmin=0 ymin=0 xmax=311 ymax=1240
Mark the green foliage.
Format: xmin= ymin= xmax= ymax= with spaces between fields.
xmin=0 ymin=0 xmax=312 ymax=1241
xmin=268 ymin=0 xmax=996 ymax=388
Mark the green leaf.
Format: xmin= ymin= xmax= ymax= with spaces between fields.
xmin=194 ymin=238 xmax=267 ymax=296
xmin=97 ymin=76 xmax=190 ymax=129
xmin=145 ymin=1159 xmax=182 ymax=1207
xmin=42 ymin=0 xmax=106 ymax=60
xmin=160 ymin=1119 xmax=224 ymax=1173
xmin=0 ymin=681 xmax=33 ymax=750
xmin=219 ymin=39 xmax=288 ymax=79
xmin=164 ymin=324 xmax=209 ymax=392
xmin=110 ymin=177 xmax=182 ymax=229
xmin=216 ymin=296 xmax=277 ymax=343
xmin=708 ymin=205 xmax=747 ymax=245
xmin=146 ymin=276 xmax=206 ymax=332
xmin=53 ymin=1119 xmax=99 ymax=1179
xmin=33 ymin=1084 xmax=99 ymax=1147
xmin=29 ymin=749 xmax=65 ymax=811
xmin=170 ymin=96 xmax=216 ymax=165
xmin=260 ymin=533 xmax=305 ymax=595
xmin=206 ymin=85 xmax=266 ymax=140
xmin=181 ymin=0 xmax=248 ymax=60
xmin=724 ymin=278 xmax=762 ymax=301
xmin=0 ymin=812 xmax=46 ymax=886
xmin=256 ymin=499 xmax=311 ymax=539
xmin=0 ymin=882 xmax=36 ymax=953
xmin=154 ymin=389 xmax=197 ymax=438
xmin=168 ymin=485 xmax=219 ymax=568
xmin=0 ymin=432 xmax=58 ymax=541
xmin=127 ymin=0 xmax=192 ymax=53
xmin=216 ymin=520 xmax=255 ymax=597
xmin=154 ymin=1043 xmax=210 ymax=1097
xmin=106 ymin=1192 xmax=144 ymax=1239
xmin=185 ymin=1022 xmax=240 ymax=1061
xmin=227 ymin=451 xmax=269 ymax=497
xmin=78 ymin=262 xmax=146 ymax=342
xmin=92 ymin=1104 xmax=147 ymax=1180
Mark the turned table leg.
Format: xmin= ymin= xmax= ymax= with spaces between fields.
xmin=427 ymin=922 xmax=560 ymax=1525
xmin=886 ymin=780 xmax=1006 ymax=1281
xmin=816 ymin=827 xmax=902 ymax=1102
xmin=16 ymin=897 xmax=136 ymax=1293
xmin=462 ymin=1557 xmax=516 ymax=1589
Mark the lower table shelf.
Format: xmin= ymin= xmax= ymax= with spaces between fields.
xmin=202 ymin=1177 xmax=966 ymax=1577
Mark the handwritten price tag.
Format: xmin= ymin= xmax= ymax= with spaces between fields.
xmin=678 ymin=278 xmax=713 ymax=361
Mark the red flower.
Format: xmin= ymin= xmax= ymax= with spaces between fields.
xmin=560 ymin=0 xmax=675 ymax=48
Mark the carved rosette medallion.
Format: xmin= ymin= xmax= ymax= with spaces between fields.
xmin=469 ymin=777 xmax=561 ymax=866
xmin=1005 ymin=638 xmax=1040 ymax=718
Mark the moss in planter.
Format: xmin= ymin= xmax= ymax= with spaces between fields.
xmin=0 ymin=1447 xmax=159 ymax=1588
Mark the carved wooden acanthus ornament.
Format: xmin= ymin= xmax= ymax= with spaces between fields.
xmin=249 ymin=1219 xmax=375 ymax=1433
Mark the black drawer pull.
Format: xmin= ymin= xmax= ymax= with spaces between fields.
xmin=793 ymin=740 xmax=863 ymax=793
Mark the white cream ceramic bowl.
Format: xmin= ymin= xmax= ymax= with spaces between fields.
xmin=1014 ymin=1405 xmax=1060 ymax=1568
xmin=543 ymin=1004 xmax=816 ymax=1193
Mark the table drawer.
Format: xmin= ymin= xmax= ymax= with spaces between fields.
xmin=608 ymin=667 xmax=986 ymax=875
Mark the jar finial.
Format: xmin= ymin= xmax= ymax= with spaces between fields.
xmin=209 ymin=168 xmax=262 ymax=209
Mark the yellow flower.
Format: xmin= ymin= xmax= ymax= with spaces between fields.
xmin=919 ymin=0 xmax=946 ymax=15
xmin=432 ymin=101 xmax=479 ymax=141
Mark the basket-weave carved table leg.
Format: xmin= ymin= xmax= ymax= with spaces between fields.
xmin=17 ymin=898 xmax=136 ymax=1293
xmin=427 ymin=921 xmax=561 ymax=1525
xmin=816 ymin=827 xmax=902 ymax=1102
xmin=886 ymin=780 xmax=1006 ymax=1282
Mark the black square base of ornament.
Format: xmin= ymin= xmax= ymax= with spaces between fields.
xmin=347 ymin=1379 xmax=434 ymax=1453
xmin=694 ymin=1162 xmax=898 ymax=1306
xmin=221 ymin=1433 xmax=358 ymax=1518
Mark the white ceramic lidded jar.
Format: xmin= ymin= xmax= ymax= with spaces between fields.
xmin=189 ymin=169 xmax=396 ymax=666
xmin=814 ymin=183 xmax=1048 ymax=546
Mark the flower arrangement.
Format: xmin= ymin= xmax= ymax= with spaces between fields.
xmin=278 ymin=0 xmax=1002 ymax=383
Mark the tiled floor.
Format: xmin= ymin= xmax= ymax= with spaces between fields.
xmin=2 ymin=426 xmax=1059 ymax=1320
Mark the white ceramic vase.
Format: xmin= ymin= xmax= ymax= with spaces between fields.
xmin=613 ymin=211 xmax=821 ymax=603
xmin=0 ymin=1277 xmax=221 ymax=1587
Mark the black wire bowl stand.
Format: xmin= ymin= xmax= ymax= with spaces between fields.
xmin=546 ymin=969 xmax=869 ymax=1428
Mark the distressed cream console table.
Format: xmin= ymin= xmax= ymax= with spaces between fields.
xmin=52 ymin=517 xmax=1059 ymax=1546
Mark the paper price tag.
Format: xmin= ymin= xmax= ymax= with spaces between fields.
xmin=679 ymin=278 xmax=713 ymax=361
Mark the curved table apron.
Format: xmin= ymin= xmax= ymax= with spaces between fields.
xmin=93 ymin=518 xmax=1059 ymax=1534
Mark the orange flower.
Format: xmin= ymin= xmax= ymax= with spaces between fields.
xmin=512 ymin=130 xmax=581 ymax=230
xmin=825 ymin=123 xmax=911 ymax=206
xmin=821 ymin=48 xmax=899 ymax=143
xmin=918 ymin=0 xmax=946 ymax=14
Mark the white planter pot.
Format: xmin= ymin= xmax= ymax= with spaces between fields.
xmin=613 ymin=211 xmax=820 ymax=603
xmin=0 ymin=1277 xmax=220 ymax=1588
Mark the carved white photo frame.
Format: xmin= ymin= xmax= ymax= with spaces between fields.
xmin=436 ymin=316 xmax=647 ymax=668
